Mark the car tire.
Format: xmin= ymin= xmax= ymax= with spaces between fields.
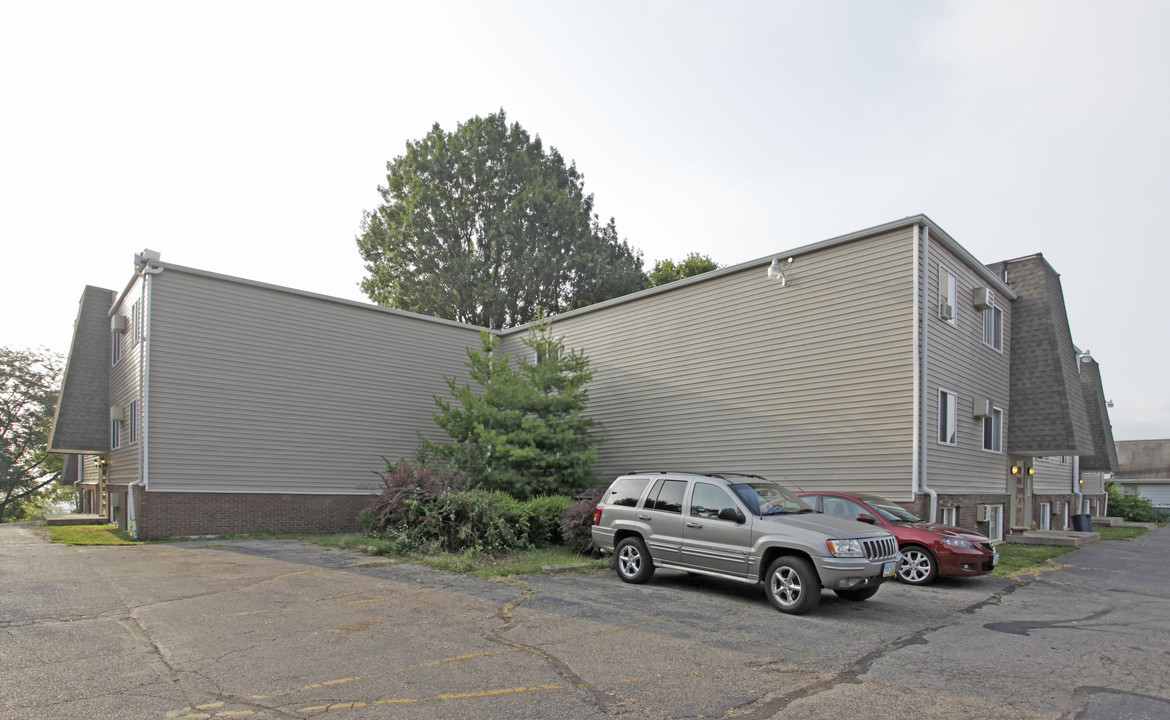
xmin=764 ymin=556 xmax=821 ymax=614
xmin=897 ymin=545 xmax=938 ymax=585
xmin=834 ymin=586 xmax=879 ymax=602
xmin=614 ymin=537 xmax=655 ymax=584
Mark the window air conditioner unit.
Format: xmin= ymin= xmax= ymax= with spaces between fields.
xmin=973 ymin=287 xmax=994 ymax=310
xmin=976 ymin=505 xmax=992 ymax=522
xmin=111 ymin=315 xmax=127 ymax=333
xmin=939 ymin=302 xmax=954 ymax=320
xmin=973 ymin=398 xmax=992 ymax=419
xmin=110 ymin=405 xmax=125 ymax=422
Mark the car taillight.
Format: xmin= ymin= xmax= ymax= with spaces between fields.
xmin=592 ymin=507 xmax=603 ymax=525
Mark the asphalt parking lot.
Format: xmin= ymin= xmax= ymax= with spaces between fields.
xmin=2 ymin=522 xmax=1168 ymax=720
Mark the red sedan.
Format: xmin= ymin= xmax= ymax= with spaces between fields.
xmin=797 ymin=491 xmax=998 ymax=585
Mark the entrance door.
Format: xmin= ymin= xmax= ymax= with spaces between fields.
xmin=1010 ymin=457 xmax=1033 ymax=529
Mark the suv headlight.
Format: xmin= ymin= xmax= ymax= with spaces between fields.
xmin=826 ymin=538 xmax=865 ymax=558
xmin=941 ymin=538 xmax=975 ymax=550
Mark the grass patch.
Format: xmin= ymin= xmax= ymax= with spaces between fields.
xmin=45 ymin=524 xmax=141 ymax=546
xmin=991 ymin=543 xmax=1077 ymax=577
xmin=412 ymin=547 xmax=610 ymax=578
xmin=307 ymin=533 xmax=608 ymax=578
xmin=1095 ymin=525 xmax=1150 ymax=541
xmin=992 ymin=524 xmax=1153 ymax=577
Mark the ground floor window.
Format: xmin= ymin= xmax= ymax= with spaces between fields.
xmin=940 ymin=506 xmax=957 ymax=526
xmin=980 ymin=504 xmax=1004 ymax=541
xmin=1038 ymin=502 xmax=1051 ymax=530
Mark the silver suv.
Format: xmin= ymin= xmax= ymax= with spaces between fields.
xmin=590 ymin=471 xmax=900 ymax=614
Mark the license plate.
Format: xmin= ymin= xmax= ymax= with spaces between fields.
xmin=992 ymin=553 xmax=1000 ymax=567
xmin=883 ymin=561 xmax=896 ymax=577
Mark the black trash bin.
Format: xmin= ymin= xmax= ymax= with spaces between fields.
xmin=1071 ymin=513 xmax=1092 ymax=532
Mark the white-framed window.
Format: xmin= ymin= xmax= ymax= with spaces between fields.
xmin=982 ymin=303 xmax=1003 ymax=351
xmin=111 ymin=329 xmax=122 ymax=365
xmin=1038 ymin=502 xmax=1052 ymax=530
xmin=982 ymin=407 xmax=1003 ymax=452
xmin=131 ymin=300 xmax=142 ymax=346
xmin=982 ymin=504 xmax=1004 ymax=541
xmin=128 ymin=400 xmax=139 ymax=445
xmin=940 ymin=506 xmax=958 ymax=526
xmin=938 ymin=389 xmax=958 ymax=445
xmin=111 ymin=419 xmax=121 ymax=450
xmin=938 ymin=265 xmax=957 ymax=325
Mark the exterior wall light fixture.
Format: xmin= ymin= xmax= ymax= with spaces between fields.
xmin=768 ymin=257 xmax=794 ymax=286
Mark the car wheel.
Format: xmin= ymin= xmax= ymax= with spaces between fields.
xmin=897 ymin=545 xmax=938 ymax=585
xmin=834 ymin=586 xmax=879 ymax=602
xmin=764 ymin=556 xmax=821 ymax=614
xmin=614 ymin=537 xmax=655 ymax=584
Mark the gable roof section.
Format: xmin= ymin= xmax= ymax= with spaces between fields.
xmin=1076 ymin=356 xmax=1119 ymax=472
xmin=49 ymin=285 xmax=116 ymax=453
xmin=1115 ymin=439 xmax=1170 ymax=479
xmin=995 ymin=254 xmax=1094 ymax=456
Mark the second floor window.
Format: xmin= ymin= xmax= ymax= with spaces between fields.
xmin=938 ymin=266 xmax=957 ymax=325
xmin=938 ymin=389 xmax=958 ymax=445
xmin=982 ymin=407 xmax=1003 ymax=452
xmin=128 ymin=400 xmax=139 ymax=445
xmin=983 ymin=304 xmax=1003 ymax=351
xmin=111 ymin=329 xmax=122 ymax=365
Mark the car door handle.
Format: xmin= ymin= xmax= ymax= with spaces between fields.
xmin=686 ymin=521 xmax=702 ymax=529
xmin=637 ymin=514 xmax=651 ymax=521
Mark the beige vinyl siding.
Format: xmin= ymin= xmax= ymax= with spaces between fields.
xmin=1031 ymin=456 xmax=1073 ymax=494
xmin=1079 ymin=470 xmax=1105 ymax=495
xmin=80 ymin=455 xmax=101 ymax=484
xmin=146 ymin=269 xmax=480 ymax=494
xmin=924 ymin=240 xmax=1012 ymax=494
xmin=108 ymin=279 xmax=144 ymax=485
xmin=503 ymin=228 xmax=919 ymax=500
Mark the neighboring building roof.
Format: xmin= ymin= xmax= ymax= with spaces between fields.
xmin=1077 ymin=356 xmax=1119 ymax=472
xmin=48 ymin=286 xmax=116 ymax=453
xmin=1114 ymin=439 xmax=1170 ymax=479
xmin=989 ymin=254 xmax=1095 ymax=456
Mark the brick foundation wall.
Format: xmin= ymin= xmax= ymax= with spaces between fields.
xmin=134 ymin=490 xmax=371 ymax=539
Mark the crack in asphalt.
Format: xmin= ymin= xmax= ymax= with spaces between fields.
xmin=729 ymin=579 xmax=1029 ymax=719
xmin=78 ymin=547 xmax=301 ymax=719
xmin=482 ymin=578 xmax=615 ymax=715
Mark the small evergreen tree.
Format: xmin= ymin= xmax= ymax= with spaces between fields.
xmin=429 ymin=317 xmax=599 ymax=499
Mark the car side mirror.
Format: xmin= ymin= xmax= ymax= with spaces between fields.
xmin=718 ymin=507 xmax=746 ymax=524
xmin=856 ymin=513 xmax=876 ymax=524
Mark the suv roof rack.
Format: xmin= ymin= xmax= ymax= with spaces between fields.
xmin=625 ymin=470 xmax=769 ymax=482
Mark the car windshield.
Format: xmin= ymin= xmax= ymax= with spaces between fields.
xmin=865 ymin=496 xmax=923 ymax=523
xmin=730 ymin=482 xmax=813 ymax=516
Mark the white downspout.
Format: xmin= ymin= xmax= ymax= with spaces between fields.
xmin=1073 ymin=455 xmax=1083 ymax=516
xmin=133 ymin=262 xmax=164 ymax=538
xmin=919 ymin=225 xmax=937 ymax=522
xmin=911 ymin=225 xmax=921 ymax=499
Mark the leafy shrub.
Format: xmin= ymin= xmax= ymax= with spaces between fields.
xmin=1106 ymin=482 xmax=1164 ymax=523
xmin=560 ymin=496 xmax=601 ymax=555
xmin=415 ymin=489 xmax=530 ymax=554
xmin=364 ymin=459 xmax=464 ymax=533
xmin=524 ymin=495 xmax=573 ymax=545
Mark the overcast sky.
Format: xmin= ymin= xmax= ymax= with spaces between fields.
xmin=3 ymin=1 xmax=1167 ymax=441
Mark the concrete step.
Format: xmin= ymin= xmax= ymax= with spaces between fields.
xmin=1091 ymin=516 xmax=1124 ymax=527
xmin=1004 ymin=530 xmax=1100 ymax=547
xmin=44 ymin=514 xmax=110 ymax=526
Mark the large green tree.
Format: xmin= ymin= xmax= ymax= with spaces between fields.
xmin=648 ymin=252 xmax=721 ymax=286
xmin=1 ymin=347 xmax=65 ymax=521
xmin=427 ymin=318 xmax=599 ymax=499
xmin=357 ymin=110 xmax=647 ymax=329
